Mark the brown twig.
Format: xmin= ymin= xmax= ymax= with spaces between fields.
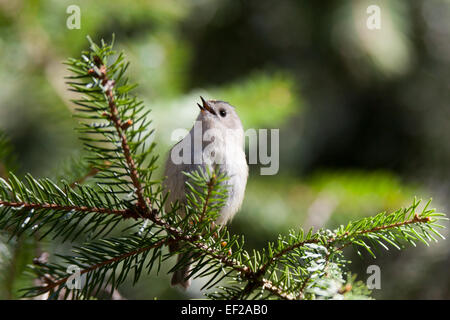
xmin=91 ymin=60 xmax=149 ymax=212
xmin=260 ymin=279 xmax=295 ymax=300
xmin=0 ymin=200 xmax=146 ymax=220
xmin=17 ymin=49 xmax=434 ymax=300
xmin=333 ymin=215 xmax=431 ymax=251
xmin=231 ymin=277 xmax=295 ymax=300
xmin=249 ymin=214 xmax=432 ymax=300
xmin=356 ymin=214 xmax=430 ymax=235
xmin=37 ymin=237 xmax=172 ymax=295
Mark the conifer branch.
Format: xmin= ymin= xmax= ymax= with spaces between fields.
xmin=221 ymin=199 xmax=445 ymax=300
xmin=88 ymin=59 xmax=149 ymax=211
xmin=32 ymin=237 xmax=170 ymax=296
xmin=0 ymin=200 xmax=140 ymax=219
xmin=260 ymin=279 xmax=296 ymax=300
xmin=0 ymin=173 xmax=146 ymax=241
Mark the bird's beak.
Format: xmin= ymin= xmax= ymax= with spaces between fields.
xmin=199 ymin=96 xmax=217 ymax=116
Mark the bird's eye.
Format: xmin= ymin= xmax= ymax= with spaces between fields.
xmin=219 ymin=109 xmax=227 ymax=117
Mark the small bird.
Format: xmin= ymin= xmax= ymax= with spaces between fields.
xmin=163 ymin=97 xmax=248 ymax=288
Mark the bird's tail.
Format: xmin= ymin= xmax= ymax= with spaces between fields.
xmin=171 ymin=253 xmax=192 ymax=289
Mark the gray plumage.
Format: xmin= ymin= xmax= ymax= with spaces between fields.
xmin=163 ymin=98 xmax=248 ymax=288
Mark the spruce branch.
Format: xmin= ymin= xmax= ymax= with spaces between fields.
xmin=87 ymin=55 xmax=148 ymax=211
xmin=0 ymin=200 xmax=133 ymax=218
xmin=24 ymin=235 xmax=171 ymax=299
xmin=329 ymin=198 xmax=446 ymax=257
xmin=66 ymin=36 xmax=157 ymax=209
xmin=0 ymin=173 xmax=147 ymax=241
xmin=213 ymin=199 xmax=445 ymax=300
xmin=0 ymin=37 xmax=445 ymax=300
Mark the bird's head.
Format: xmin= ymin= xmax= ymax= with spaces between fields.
xmin=196 ymin=96 xmax=243 ymax=132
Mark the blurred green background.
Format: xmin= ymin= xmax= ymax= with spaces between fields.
xmin=0 ymin=0 xmax=449 ymax=299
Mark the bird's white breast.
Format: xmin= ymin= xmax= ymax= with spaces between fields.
xmin=208 ymin=135 xmax=248 ymax=225
xmin=164 ymin=121 xmax=248 ymax=226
